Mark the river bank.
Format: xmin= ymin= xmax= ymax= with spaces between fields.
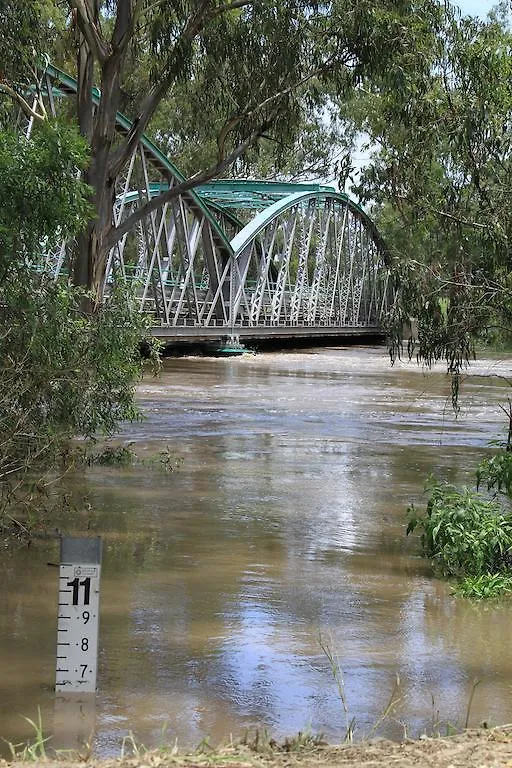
xmin=4 ymin=728 xmax=512 ymax=768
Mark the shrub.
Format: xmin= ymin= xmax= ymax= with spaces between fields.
xmin=407 ymin=481 xmax=512 ymax=578
xmin=452 ymin=573 xmax=512 ymax=600
xmin=476 ymin=450 xmax=512 ymax=498
xmin=0 ymin=121 xmax=160 ymax=535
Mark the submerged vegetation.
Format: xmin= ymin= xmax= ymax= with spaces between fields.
xmin=452 ymin=573 xmax=512 ymax=600
xmin=407 ymin=430 xmax=512 ymax=599
xmin=407 ymin=481 xmax=512 ymax=579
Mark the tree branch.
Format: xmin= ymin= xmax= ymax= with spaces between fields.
xmin=0 ymin=83 xmax=46 ymax=121
xmin=111 ymin=0 xmax=139 ymax=56
xmin=395 ymin=194 xmax=487 ymax=229
xmin=209 ymin=0 xmax=254 ymax=19
xmin=108 ymin=0 xmax=214 ymax=179
xmin=69 ymin=0 xmax=110 ymax=63
xmin=107 ymin=51 xmax=337 ymax=247
xmin=106 ymin=115 xmax=277 ymax=250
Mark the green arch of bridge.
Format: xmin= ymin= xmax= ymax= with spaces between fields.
xmin=44 ymin=63 xmax=234 ymax=255
xmin=43 ymin=64 xmax=386 ymax=269
xmin=120 ymin=183 xmax=246 ymax=235
xmin=230 ymin=189 xmax=387 ymax=257
xmin=119 ymin=182 xmax=387 ymax=265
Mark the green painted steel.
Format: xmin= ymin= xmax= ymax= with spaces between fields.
xmin=230 ymin=190 xmax=386 ymax=257
xmin=122 ymin=183 xmax=245 ymax=233
xmin=43 ymin=64 xmax=234 ymax=255
xmin=196 ymin=179 xmax=336 ymax=209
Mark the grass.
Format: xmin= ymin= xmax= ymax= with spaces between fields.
xmin=239 ymin=728 xmax=326 ymax=754
xmin=115 ymin=729 xmax=328 ymax=766
xmin=318 ymin=632 xmax=354 ymax=741
xmin=3 ymin=707 xmax=50 ymax=761
xmin=0 ymin=667 xmax=497 ymax=763
xmin=316 ymin=633 xmax=490 ymax=740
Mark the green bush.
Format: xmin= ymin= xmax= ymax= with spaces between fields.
xmin=0 ymin=121 xmax=159 ymax=535
xmin=452 ymin=573 xmax=512 ymax=600
xmin=476 ymin=450 xmax=512 ymax=498
xmin=407 ymin=481 xmax=512 ymax=578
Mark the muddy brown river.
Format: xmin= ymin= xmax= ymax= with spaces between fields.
xmin=1 ymin=346 xmax=512 ymax=755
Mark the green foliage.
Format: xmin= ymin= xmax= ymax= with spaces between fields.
xmin=0 ymin=1 xmax=51 ymax=85
xmin=476 ymin=451 xmax=512 ymax=498
xmin=149 ymin=82 xmax=355 ymax=182
xmin=452 ymin=573 xmax=512 ymax=600
xmin=0 ymin=2 xmax=68 ymax=129
xmin=0 ymin=278 xmax=156 ymax=530
xmin=346 ymin=10 xmax=512 ymax=386
xmin=0 ymin=120 xmax=92 ymax=267
xmin=0 ymin=121 xmax=159 ymax=534
xmin=407 ymin=408 xmax=512 ymax=599
xmin=407 ymin=481 xmax=512 ymax=578
xmin=139 ymin=0 xmax=449 ymax=181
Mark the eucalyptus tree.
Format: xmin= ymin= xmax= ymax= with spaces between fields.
xmin=66 ymin=0 xmax=331 ymax=298
xmin=146 ymin=77 xmax=356 ymax=183
xmin=350 ymin=8 xmax=512 ymax=390
xmin=0 ymin=0 xmax=451 ymax=304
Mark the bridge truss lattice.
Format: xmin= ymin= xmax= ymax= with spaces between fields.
xmin=31 ymin=65 xmax=393 ymax=340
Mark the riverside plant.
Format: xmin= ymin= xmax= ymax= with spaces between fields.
xmin=3 ymin=708 xmax=50 ymax=761
xmin=452 ymin=574 xmax=512 ymax=600
xmin=407 ymin=478 xmax=512 ymax=599
xmin=87 ymin=443 xmax=184 ymax=472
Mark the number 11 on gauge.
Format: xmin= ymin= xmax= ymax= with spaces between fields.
xmin=56 ymin=557 xmax=101 ymax=693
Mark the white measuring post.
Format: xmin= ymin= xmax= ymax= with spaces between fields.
xmin=56 ymin=537 xmax=102 ymax=694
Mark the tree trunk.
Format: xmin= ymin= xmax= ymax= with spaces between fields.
xmin=73 ymin=164 xmax=116 ymax=306
xmin=74 ymin=17 xmax=122 ymax=306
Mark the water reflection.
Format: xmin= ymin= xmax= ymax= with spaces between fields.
xmin=1 ymin=347 xmax=512 ymax=754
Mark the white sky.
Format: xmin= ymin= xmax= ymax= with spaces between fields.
xmin=456 ymin=0 xmax=496 ymax=16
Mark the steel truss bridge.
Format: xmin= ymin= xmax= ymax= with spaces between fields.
xmin=35 ymin=65 xmax=392 ymax=347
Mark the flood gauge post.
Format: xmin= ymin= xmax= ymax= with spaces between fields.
xmin=56 ymin=536 xmax=102 ymax=693
xmin=53 ymin=537 xmax=102 ymax=750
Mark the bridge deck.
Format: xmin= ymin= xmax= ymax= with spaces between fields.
xmin=151 ymin=325 xmax=383 ymax=343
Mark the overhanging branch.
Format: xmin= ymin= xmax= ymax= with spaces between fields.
xmin=105 ymin=117 xmax=276 ymax=250
xmin=395 ymin=194 xmax=487 ymax=230
xmin=209 ymin=0 xmax=254 ymax=19
xmin=0 ymin=83 xmax=46 ymax=121
xmin=109 ymin=0 xmax=213 ymax=179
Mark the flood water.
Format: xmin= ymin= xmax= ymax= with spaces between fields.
xmin=2 ymin=345 xmax=512 ymax=754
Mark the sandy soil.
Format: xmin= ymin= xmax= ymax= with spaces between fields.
xmin=5 ymin=727 xmax=512 ymax=768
